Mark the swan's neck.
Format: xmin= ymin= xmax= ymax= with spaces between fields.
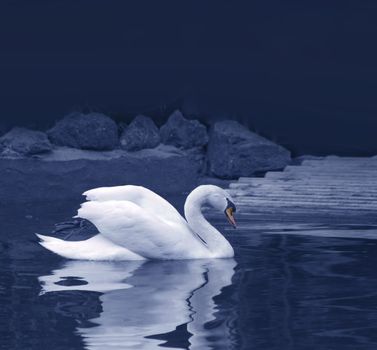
xmin=184 ymin=191 xmax=234 ymax=258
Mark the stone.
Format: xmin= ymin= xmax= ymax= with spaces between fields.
xmin=120 ymin=115 xmax=160 ymax=151
xmin=207 ymin=120 xmax=291 ymax=178
xmin=160 ymin=110 xmax=208 ymax=149
xmin=0 ymin=127 xmax=52 ymax=156
xmin=47 ymin=112 xmax=119 ymax=150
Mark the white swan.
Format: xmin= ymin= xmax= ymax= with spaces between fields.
xmin=37 ymin=185 xmax=237 ymax=260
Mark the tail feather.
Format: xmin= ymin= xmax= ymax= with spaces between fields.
xmin=35 ymin=233 xmax=145 ymax=261
xmin=36 ymin=233 xmax=55 ymax=243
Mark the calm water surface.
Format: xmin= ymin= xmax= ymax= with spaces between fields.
xmin=1 ymin=196 xmax=377 ymax=350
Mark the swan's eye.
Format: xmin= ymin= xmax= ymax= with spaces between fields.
xmin=226 ymin=198 xmax=236 ymax=212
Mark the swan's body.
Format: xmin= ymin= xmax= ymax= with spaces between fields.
xmin=37 ymin=185 xmax=236 ymax=260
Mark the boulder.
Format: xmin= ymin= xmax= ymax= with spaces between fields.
xmin=47 ymin=112 xmax=119 ymax=150
xmin=207 ymin=120 xmax=291 ymax=178
xmin=160 ymin=110 xmax=208 ymax=149
xmin=0 ymin=127 xmax=52 ymax=157
xmin=120 ymin=115 xmax=160 ymax=151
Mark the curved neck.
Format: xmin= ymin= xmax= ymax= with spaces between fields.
xmin=184 ymin=188 xmax=234 ymax=257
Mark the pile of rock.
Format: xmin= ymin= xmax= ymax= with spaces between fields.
xmin=0 ymin=110 xmax=291 ymax=179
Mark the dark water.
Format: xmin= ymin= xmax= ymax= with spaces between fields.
xmin=1 ymin=198 xmax=377 ymax=350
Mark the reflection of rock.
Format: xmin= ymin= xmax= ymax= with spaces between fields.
xmin=39 ymin=258 xmax=236 ymax=350
xmin=0 ymin=145 xmax=204 ymax=202
xmin=47 ymin=112 xmax=119 ymax=151
xmin=208 ymin=120 xmax=291 ymax=179
xmin=120 ymin=115 xmax=160 ymax=151
xmin=160 ymin=110 xmax=208 ymax=149
xmin=0 ymin=127 xmax=52 ymax=157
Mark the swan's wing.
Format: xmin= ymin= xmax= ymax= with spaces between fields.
xmin=77 ymin=200 xmax=197 ymax=259
xmin=83 ymin=185 xmax=186 ymax=226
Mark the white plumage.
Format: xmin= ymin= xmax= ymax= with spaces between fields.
xmin=37 ymin=185 xmax=236 ymax=260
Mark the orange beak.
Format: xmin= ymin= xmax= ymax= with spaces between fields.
xmin=225 ymin=207 xmax=237 ymax=228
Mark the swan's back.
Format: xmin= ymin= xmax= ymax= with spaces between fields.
xmin=84 ymin=185 xmax=186 ymax=226
xmin=78 ymin=186 xmax=209 ymax=259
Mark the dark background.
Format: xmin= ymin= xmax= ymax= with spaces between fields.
xmin=0 ymin=0 xmax=376 ymax=156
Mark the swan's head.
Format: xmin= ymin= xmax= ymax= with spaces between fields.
xmin=185 ymin=185 xmax=237 ymax=228
xmin=224 ymin=198 xmax=237 ymax=228
xmin=206 ymin=187 xmax=237 ymax=229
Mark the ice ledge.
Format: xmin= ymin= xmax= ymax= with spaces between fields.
xmin=2 ymin=144 xmax=187 ymax=162
xmin=0 ymin=145 xmax=205 ymax=203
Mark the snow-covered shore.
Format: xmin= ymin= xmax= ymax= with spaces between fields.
xmin=0 ymin=145 xmax=204 ymax=203
xmin=0 ymin=110 xmax=292 ymax=202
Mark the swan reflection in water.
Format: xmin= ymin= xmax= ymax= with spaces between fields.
xmin=39 ymin=258 xmax=236 ymax=350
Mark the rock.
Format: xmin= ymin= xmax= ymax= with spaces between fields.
xmin=207 ymin=120 xmax=291 ymax=178
xmin=0 ymin=127 xmax=52 ymax=157
xmin=47 ymin=112 xmax=119 ymax=150
xmin=160 ymin=110 xmax=208 ymax=149
xmin=120 ymin=115 xmax=160 ymax=151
